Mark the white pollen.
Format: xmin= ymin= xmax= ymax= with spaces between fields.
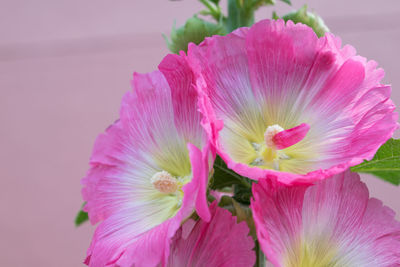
xmin=251 ymin=157 xmax=264 ymax=166
xmin=252 ymin=142 xmax=262 ymax=151
xmin=264 ymin=124 xmax=284 ymax=148
xmin=273 ymin=159 xmax=280 ymax=170
xmin=151 ymin=171 xmax=178 ymax=194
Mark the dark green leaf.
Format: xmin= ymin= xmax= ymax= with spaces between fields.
xmin=211 ymin=156 xmax=252 ymax=190
xmin=351 ymin=139 xmax=400 ymax=185
xmin=233 ymin=184 xmax=252 ymax=205
xmin=211 ymin=156 xmax=253 ymax=205
xmin=75 ymin=204 xmax=89 ymax=226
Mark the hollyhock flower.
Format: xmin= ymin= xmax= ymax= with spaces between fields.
xmin=81 ymin=53 xmax=212 ymax=267
xmin=163 ymin=202 xmax=255 ymax=267
xmin=251 ymin=170 xmax=400 ymax=266
xmin=188 ymin=19 xmax=398 ymax=184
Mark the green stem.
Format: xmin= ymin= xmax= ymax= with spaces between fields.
xmin=198 ymin=0 xmax=224 ymax=21
xmin=255 ymin=241 xmax=266 ymax=267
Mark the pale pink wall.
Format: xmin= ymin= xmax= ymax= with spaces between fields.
xmin=0 ymin=1 xmax=399 ymax=266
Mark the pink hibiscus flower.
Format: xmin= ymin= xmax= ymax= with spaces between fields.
xmin=188 ymin=19 xmax=398 ymax=184
xmin=81 ymin=53 xmax=212 ymax=267
xmin=251 ymin=170 xmax=400 ymax=266
xmin=164 ymin=202 xmax=255 ymax=267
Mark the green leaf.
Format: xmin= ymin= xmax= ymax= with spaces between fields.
xmin=351 ymin=139 xmax=400 ymax=185
xmin=164 ymin=16 xmax=226 ymax=54
xmin=211 ymin=156 xmax=252 ymax=190
xmin=233 ymin=184 xmax=252 ymax=205
xmin=282 ymin=5 xmax=329 ymax=37
xmin=211 ymin=156 xmax=253 ymax=206
xmin=75 ymin=204 xmax=89 ymax=226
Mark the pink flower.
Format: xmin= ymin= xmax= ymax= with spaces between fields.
xmin=81 ymin=53 xmax=212 ymax=267
xmin=188 ymin=19 xmax=398 ymax=184
xmin=251 ymin=170 xmax=400 ymax=266
xmin=165 ymin=202 xmax=256 ymax=267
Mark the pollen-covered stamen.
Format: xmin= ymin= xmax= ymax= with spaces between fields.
xmin=264 ymin=125 xmax=285 ymax=148
xmin=151 ymin=171 xmax=178 ymax=194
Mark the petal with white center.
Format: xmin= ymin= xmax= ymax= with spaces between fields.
xmin=251 ymin=170 xmax=400 ymax=267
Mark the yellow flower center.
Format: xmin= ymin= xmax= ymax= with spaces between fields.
xmin=285 ymin=239 xmax=339 ymax=267
xmin=150 ymin=170 xmax=190 ymax=208
xmin=250 ymin=124 xmax=289 ymax=170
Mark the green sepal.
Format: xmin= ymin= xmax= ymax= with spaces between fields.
xmin=252 ymin=0 xmax=276 ymax=8
xmin=282 ymin=5 xmax=329 ymax=37
xmin=164 ymin=16 xmax=226 ymax=54
xmin=279 ymin=0 xmax=291 ymax=5
xmin=272 ymin=11 xmax=280 ymax=20
xmin=351 ymin=139 xmax=400 ymax=185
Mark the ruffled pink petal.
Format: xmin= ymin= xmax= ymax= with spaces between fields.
xmin=82 ymin=71 xmax=183 ymax=225
xmin=188 ymin=143 xmax=211 ymax=222
xmin=82 ymin=119 xmax=157 ymax=225
xmin=82 ymin=56 xmax=212 ymax=266
xmin=122 ymin=71 xmax=190 ymax=174
xmin=84 ymin=142 xmax=210 ymax=267
xmin=85 ymin=210 xmax=174 ymax=267
xmin=251 ymin=176 xmax=309 ymax=266
xmin=188 ymin=27 xmax=265 ymax=144
xmin=246 ymin=19 xmax=320 ymax=106
xmin=167 ymin=202 xmax=256 ymax=267
xmin=251 ymin=170 xmax=400 ymax=266
xmin=188 ymin=19 xmax=398 ymax=184
xmin=114 ymin=159 xmax=207 ymax=267
xmin=158 ymin=53 xmax=205 ymax=147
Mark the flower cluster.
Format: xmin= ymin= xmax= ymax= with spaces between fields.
xmin=81 ymin=19 xmax=400 ymax=266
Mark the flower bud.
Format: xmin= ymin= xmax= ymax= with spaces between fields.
xmin=164 ymin=16 xmax=226 ymax=53
xmin=282 ymin=5 xmax=329 ymax=37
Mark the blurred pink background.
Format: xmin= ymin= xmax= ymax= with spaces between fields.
xmin=1 ymin=0 xmax=399 ymax=266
